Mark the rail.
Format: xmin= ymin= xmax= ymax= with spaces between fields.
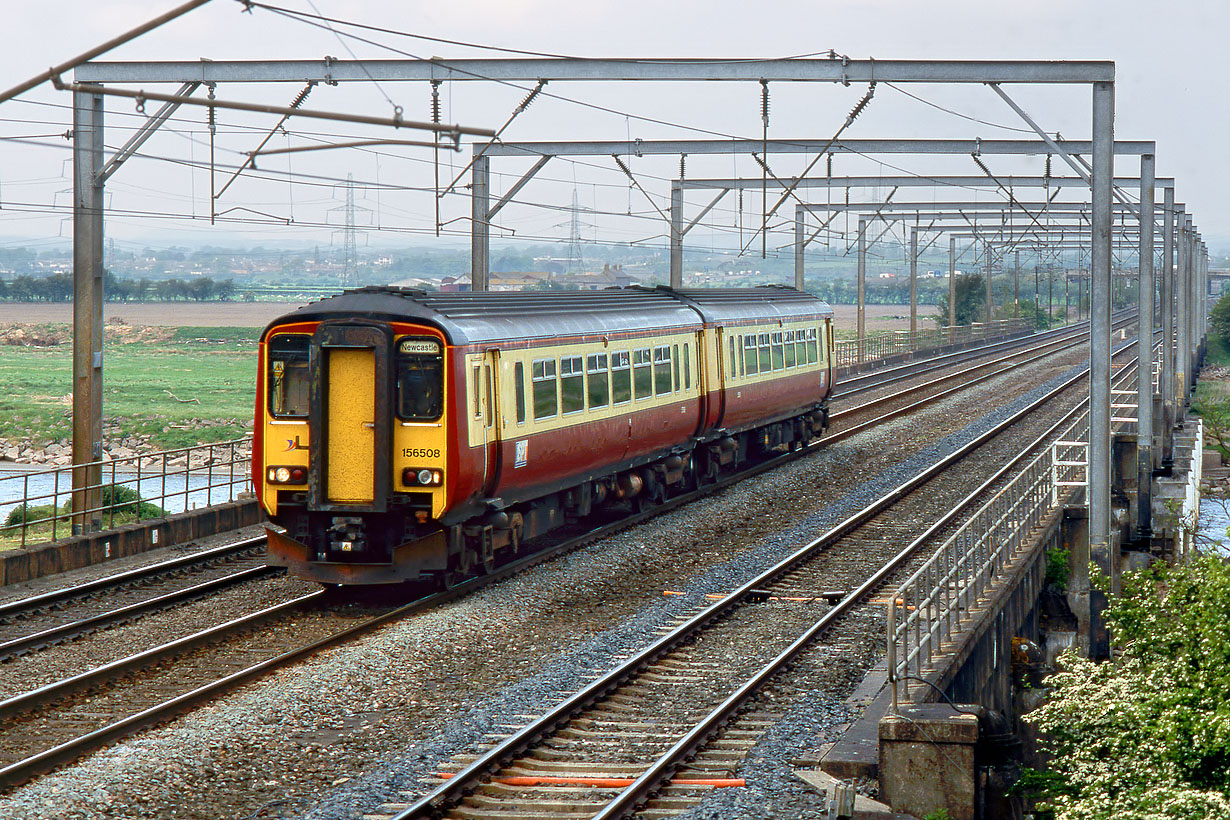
xmin=833 ymin=318 xmax=1032 ymax=370
xmin=0 ymin=437 xmax=252 ymax=548
xmin=886 ymin=352 xmax=1148 ymax=708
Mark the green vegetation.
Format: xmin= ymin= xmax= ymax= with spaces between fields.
xmin=1027 ymin=557 xmax=1230 ymax=819
xmin=0 ymin=333 xmax=257 ymax=449
xmin=935 ymin=273 xmax=987 ymax=326
xmin=1210 ymin=290 xmax=1230 ymax=350
xmin=1193 ymin=383 xmax=1230 ymax=462
xmin=2 ymin=485 xmax=167 ymax=547
xmin=1044 ymin=546 xmax=1070 ymax=591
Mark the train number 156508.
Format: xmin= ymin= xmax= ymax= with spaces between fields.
xmin=401 ymin=448 xmax=441 ymax=459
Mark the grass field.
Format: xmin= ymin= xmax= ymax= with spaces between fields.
xmin=0 ymin=326 xmax=258 ymax=449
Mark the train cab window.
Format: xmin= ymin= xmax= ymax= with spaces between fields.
xmin=561 ymin=355 xmax=584 ymax=414
xmin=633 ymin=348 xmax=652 ymax=400
xmin=268 ymin=334 xmax=310 ymax=418
xmin=612 ymin=351 xmax=632 ymax=404
xmin=532 ymin=358 xmax=558 ymax=420
xmin=672 ymin=345 xmax=681 ymax=391
xmin=684 ymin=345 xmax=692 ymax=390
xmin=784 ymin=331 xmax=797 ymax=368
xmin=771 ymin=332 xmax=785 ymax=371
xmin=514 ymin=362 xmax=526 ymax=424
xmin=396 ymin=338 xmax=445 ymax=421
xmin=587 ymin=353 xmax=609 ymax=409
xmin=654 ymin=346 xmax=672 ymax=396
xmin=758 ymin=333 xmax=772 ymax=373
xmin=743 ymin=335 xmax=758 ymax=376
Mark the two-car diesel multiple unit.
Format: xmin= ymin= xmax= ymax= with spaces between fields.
xmin=254 ymin=285 xmax=835 ymax=586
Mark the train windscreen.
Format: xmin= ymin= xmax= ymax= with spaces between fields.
xmin=397 ymin=338 xmax=444 ymax=421
xmin=268 ymin=334 xmax=310 ymax=418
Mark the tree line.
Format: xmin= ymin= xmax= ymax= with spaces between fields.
xmin=0 ymin=272 xmax=235 ymax=302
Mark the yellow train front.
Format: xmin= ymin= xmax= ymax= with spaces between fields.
xmin=253 ymin=285 xmax=834 ymax=586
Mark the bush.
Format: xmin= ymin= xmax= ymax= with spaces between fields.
xmin=1028 ymin=557 xmax=1230 ymax=819
xmin=3 ymin=503 xmax=57 ymax=528
xmin=101 ymin=484 xmax=166 ymax=520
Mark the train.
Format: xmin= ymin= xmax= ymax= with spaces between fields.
xmin=253 ymin=285 xmax=835 ymax=586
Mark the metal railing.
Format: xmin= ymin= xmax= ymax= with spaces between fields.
xmin=886 ymin=353 xmax=1148 ymax=707
xmin=833 ymin=318 xmax=1032 ymax=370
xmin=0 ymin=437 xmax=252 ymax=548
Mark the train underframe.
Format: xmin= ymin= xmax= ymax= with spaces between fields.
xmin=266 ymin=404 xmax=829 ymax=587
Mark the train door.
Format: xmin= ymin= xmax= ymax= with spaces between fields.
xmin=308 ymin=322 xmax=391 ymax=513
xmin=482 ymin=348 xmax=502 ymax=495
xmin=710 ymin=326 xmax=727 ymax=429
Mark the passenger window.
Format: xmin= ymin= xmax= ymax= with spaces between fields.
xmin=771 ymin=332 xmax=785 ymax=371
xmin=268 ymin=334 xmax=310 ymax=418
xmin=531 ymin=358 xmax=558 ymax=420
xmin=672 ymin=345 xmax=681 ymax=391
xmin=785 ymin=331 xmax=797 ymax=368
xmin=654 ymin=346 xmax=672 ymax=396
xmin=634 ymin=348 xmax=652 ymax=399
xmin=515 ymin=362 xmax=526 ymax=424
xmin=684 ymin=344 xmax=691 ymax=390
xmin=612 ymin=351 xmax=632 ymax=404
xmin=809 ymin=328 xmax=819 ymax=363
xmin=728 ymin=337 xmax=736 ymax=378
xmin=587 ymin=353 xmax=609 ymax=409
xmin=795 ymin=331 xmax=807 ymax=366
xmin=743 ymin=335 xmax=758 ymax=376
xmin=758 ymin=333 xmax=771 ymax=373
xmin=561 ymin=355 xmax=584 ymax=414
xmin=484 ymin=365 xmax=493 ymax=426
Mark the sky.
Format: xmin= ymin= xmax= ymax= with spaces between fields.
xmin=0 ymin=0 xmax=1225 ymax=261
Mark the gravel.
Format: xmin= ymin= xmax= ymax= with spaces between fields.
xmin=0 ymin=347 xmax=1093 ymax=820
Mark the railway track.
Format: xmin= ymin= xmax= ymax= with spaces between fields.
xmin=0 ymin=323 xmax=1122 ymax=793
xmin=372 ymin=336 xmax=1146 ymax=820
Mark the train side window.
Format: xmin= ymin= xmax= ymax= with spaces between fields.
xmin=784 ymin=330 xmax=797 ymax=368
xmin=654 ymin=346 xmax=672 ymax=396
xmin=587 ymin=353 xmax=609 ymax=409
xmin=484 ymin=365 xmax=494 ymax=426
xmin=809 ymin=328 xmax=819 ymax=363
xmin=684 ymin=344 xmax=691 ymax=390
xmin=771 ymin=332 xmax=785 ymax=371
xmin=758 ymin=332 xmax=772 ymax=373
xmin=395 ymin=337 xmax=444 ymax=422
xmin=514 ymin=362 xmax=526 ymax=424
xmin=268 ymin=334 xmax=310 ymax=418
xmin=795 ymin=330 xmax=808 ymax=366
xmin=672 ymin=344 xmax=681 ymax=391
xmin=471 ymin=366 xmax=482 ymax=419
xmin=743 ymin=335 xmax=758 ymax=376
xmin=531 ymin=358 xmax=558 ymax=420
xmin=561 ymin=355 xmax=584 ymax=414
xmin=728 ymin=337 xmax=736 ymax=379
xmin=634 ymin=348 xmax=653 ymax=400
xmin=612 ymin=351 xmax=632 ymax=404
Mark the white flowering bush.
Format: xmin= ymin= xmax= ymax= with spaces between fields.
xmin=1027 ymin=556 xmax=1230 ymax=820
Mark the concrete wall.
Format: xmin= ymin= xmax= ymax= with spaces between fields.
xmin=1 ymin=500 xmax=263 ymax=586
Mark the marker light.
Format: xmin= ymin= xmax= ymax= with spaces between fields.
xmin=417 ymin=469 xmax=433 ymax=485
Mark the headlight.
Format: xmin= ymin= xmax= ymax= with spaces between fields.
xmin=403 ymin=467 xmax=444 ymax=487
xmin=417 ymin=468 xmax=433 ymax=485
xmin=274 ymin=467 xmax=291 ymax=483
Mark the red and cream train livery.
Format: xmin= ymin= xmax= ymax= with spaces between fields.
xmin=254 ymin=285 xmax=834 ymax=586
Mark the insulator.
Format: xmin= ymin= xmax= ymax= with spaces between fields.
xmin=679 ymin=154 xmax=686 ymax=180
xmin=846 ymin=82 xmax=876 ymax=123
xmin=430 ymin=81 xmax=441 ymax=124
xmin=289 ymin=82 xmax=314 ymax=110
xmin=517 ymin=80 xmax=546 ymax=113
xmin=1044 ymin=153 xmax=1052 ymax=180
xmin=760 ymin=80 xmax=770 ymax=125
xmin=826 ymin=154 xmax=833 ymax=179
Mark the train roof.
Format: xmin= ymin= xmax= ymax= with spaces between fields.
xmin=264 ymin=285 xmax=832 ymax=345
